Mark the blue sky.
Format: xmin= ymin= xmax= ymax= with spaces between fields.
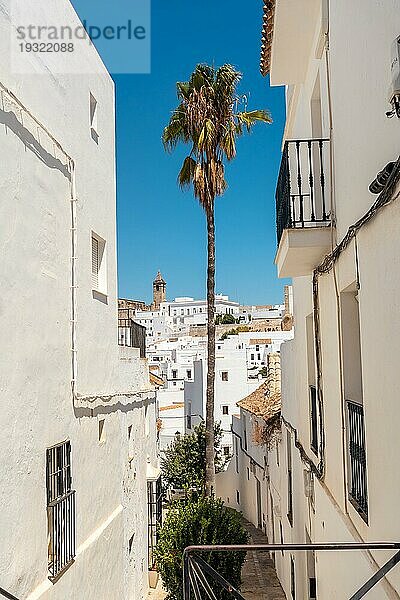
xmin=74 ymin=0 xmax=288 ymax=305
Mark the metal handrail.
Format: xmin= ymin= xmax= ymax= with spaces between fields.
xmin=0 ymin=587 xmax=19 ymax=600
xmin=183 ymin=542 xmax=400 ymax=600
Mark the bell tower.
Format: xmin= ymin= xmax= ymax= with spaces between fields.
xmin=153 ymin=271 xmax=166 ymax=309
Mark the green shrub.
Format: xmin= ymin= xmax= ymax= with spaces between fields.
xmin=221 ymin=313 xmax=237 ymax=324
xmin=155 ymin=496 xmax=249 ymax=600
xmin=160 ymin=423 xmax=226 ymax=492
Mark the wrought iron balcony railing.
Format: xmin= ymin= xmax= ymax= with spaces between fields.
xmin=276 ymin=139 xmax=331 ymax=243
xmin=347 ymin=400 xmax=368 ymax=520
xmin=118 ymin=317 xmax=146 ymax=358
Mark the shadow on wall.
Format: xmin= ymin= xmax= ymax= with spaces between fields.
xmin=73 ymin=395 xmax=156 ymax=418
xmin=0 ymin=108 xmax=71 ymax=180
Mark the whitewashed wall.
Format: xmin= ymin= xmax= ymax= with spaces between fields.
xmin=0 ymin=1 xmax=157 ymax=598
xmin=270 ymin=0 xmax=400 ymax=597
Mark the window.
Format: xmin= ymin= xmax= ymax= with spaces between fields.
xmin=235 ymin=438 xmax=239 ymax=473
xmin=291 ymin=556 xmax=296 ymax=599
xmin=46 ymin=441 xmax=76 ymax=577
xmin=172 ymin=370 xmax=178 ymax=379
xmin=90 ymin=92 xmax=99 ymax=143
xmin=98 ymin=419 xmax=105 ymax=443
xmin=187 ymin=401 xmax=192 ymax=430
xmin=306 ymin=532 xmax=317 ymax=599
xmin=91 ymin=233 xmax=107 ymax=297
xmin=222 ymin=405 xmax=229 ymax=416
xmin=309 ymin=386 xmax=318 ymax=455
xmin=287 ymin=430 xmax=293 ymax=526
xmin=128 ymin=533 xmax=134 ymax=554
xmin=186 ymin=369 xmax=192 ymax=379
xmin=256 ymin=345 xmax=260 ymax=352
xmin=341 ymin=285 xmax=368 ymax=520
xmin=223 ymin=446 xmax=230 ymax=457
xmin=306 ymin=314 xmax=318 ymax=454
xmin=251 ymin=354 xmax=255 ymax=361
xmin=257 ymin=353 xmax=261 ymax=360
xmin=148 ymin=478 xmax=162 ymax=570
xmin=221 ymin=371 xmax=228 ymax=382
xmin=247 ymin=467 xmax=250 ymax=481
xmin=236 ymin=490 xmax=240 ymax=504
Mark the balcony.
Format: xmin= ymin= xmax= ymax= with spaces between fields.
xmin=275 ymin=138 xmax=332 ymax=278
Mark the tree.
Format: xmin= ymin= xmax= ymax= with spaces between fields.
xmin=155 ymin=496 xmax=249 ymax=600
xmin=221 ymin=313 xmax=237 ymax=324
xmin=160 ymin=423 xmax=225 ymax=492
xmin=162 ymin=64 xmax=271 ymax=495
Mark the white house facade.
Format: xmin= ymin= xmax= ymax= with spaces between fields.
xmin=253 ymin=0 xmax=400 ymax=598
xmin=0 ymin=1 xmax=159 ymax=599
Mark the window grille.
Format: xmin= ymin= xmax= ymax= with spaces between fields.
xmin=46 ymin=441 xmax=76 ymax=577
xmin=148 ymin=478 xmax=162 ymax=570
xmin=347 ymin=401 xmax=368 ymax=520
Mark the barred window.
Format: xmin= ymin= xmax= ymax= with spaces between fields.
xmin=46 ymin=441 xmax=76 ymax=578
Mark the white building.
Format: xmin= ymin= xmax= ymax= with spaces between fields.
xmin=217 ymin=353 xmax=282 ymax=533
xmin=150 ymin=325 xmax=292 ymax=452
xmin=184 ymin=334 xmax=291 ymax=454
xmin=0 ymin=1 xmax=159 ymax=598
xmin=149 ymin=337 xmax=206 ymax=448
xmin=245 ymin=0 xmax=400 ymax=598
xmin=132 ymin=273 xmax=241 ymax=343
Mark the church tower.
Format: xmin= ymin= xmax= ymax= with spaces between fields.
xmin=153 ymin=271 xmax=166 ymax=309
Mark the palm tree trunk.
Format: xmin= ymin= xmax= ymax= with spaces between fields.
xmin=205 ymin=200 xmax=216 ymax=496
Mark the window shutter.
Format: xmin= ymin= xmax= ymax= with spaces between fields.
xmin=92 ymin=236 xmax=99 ymax=289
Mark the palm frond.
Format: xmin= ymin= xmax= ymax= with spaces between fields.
xmin=215 ymin=64 xmax=241 ymax=97
xmin=163 ymin=63 xmax=271 ymax=206
xmin=236 ymin=109 xmax=272 ymax=132
xmin=220 ymin=122 xmax=237 ymax=161
xmin=190 ymin=64 xmax=215 ymax=92
xmin=178 ymin=156 xmax=197 ymax=190
xmin=177 ymin=81 xmax=190 ymax=100
xmin=162 ymin=104 xmax=189 ymax=152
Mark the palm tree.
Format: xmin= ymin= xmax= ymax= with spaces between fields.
xmin=162 ymin=64 xmax=271 ymax=495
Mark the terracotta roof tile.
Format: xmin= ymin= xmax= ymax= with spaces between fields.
xmin=260 ymin=0 xmax=276 ymax=76
xmin=150 ymin=372 xmax=164 ymax=386
xmin=237 ymin=353 xmax=281 ymax=421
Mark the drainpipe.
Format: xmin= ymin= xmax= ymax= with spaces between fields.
xmin=69 ymin=159 xmax=78 ymax=398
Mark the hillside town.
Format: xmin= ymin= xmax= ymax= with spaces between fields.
xmin=1 ymin=0 xmax=400 ymax=599
xmin=119 ymin=275 xmax=293 ymax=451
